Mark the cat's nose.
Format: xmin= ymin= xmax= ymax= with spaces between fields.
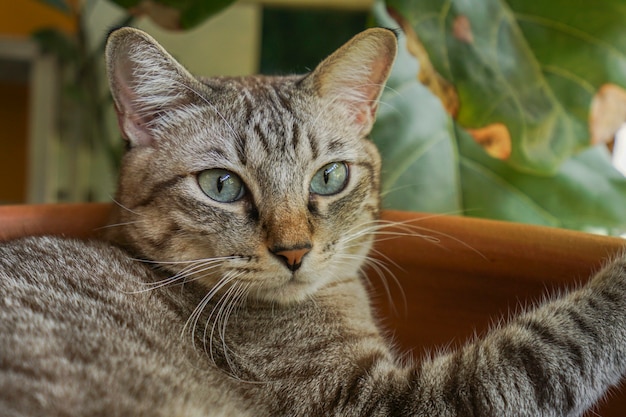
xmin=270 ymin=245 xmax=311 ymax=272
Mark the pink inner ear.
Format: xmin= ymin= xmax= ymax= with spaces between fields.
xmin=113 ymin=65 xmax=154 ymax=147
xmin=318 ymin=30 xmax=396 ymax=136
xmin=344 ymin=59 xmax=391 ymax=134
xmin=354 ymin=101 xmax=378 ymax=129
xmin=115 ymin=105 xmax=153 ymax=147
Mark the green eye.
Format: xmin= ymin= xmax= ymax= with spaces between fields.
xmin=310 ymin=162 xmax=349 ymax=196
xmin=198 ymin=169 xmax=245 ymax=203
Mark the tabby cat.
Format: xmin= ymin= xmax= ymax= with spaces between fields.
xmin=1 ymin=26 xmax=626 ymax=417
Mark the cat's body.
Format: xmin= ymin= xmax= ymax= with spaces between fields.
xmin=0 ymin=237 xmax=249 ymax=417
xmin=1 ymin=27 xmax=626 ymax=416
xmin=0 ymin=235 xmax=391 ymax=416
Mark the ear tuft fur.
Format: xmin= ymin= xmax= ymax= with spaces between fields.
xmin=306 ymin=28 xmax=398 ymax=136
xmin=105 ymin=27 xmax=201 ymax=147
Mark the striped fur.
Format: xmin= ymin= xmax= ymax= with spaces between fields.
xmin=1 ymin=27 xmax=626 ymax=416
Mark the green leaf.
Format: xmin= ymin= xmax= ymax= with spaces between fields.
xmin=31 ymin=28 xmax=78 ymax=64
xmin=458 ymin=127 xmax=626 ymax=231
xmin=371 ymin=60 xmax=462 ymax=213
xmin=386 ymin=0 xmax=626 ymax=175
xmin=179 ymin=0 xmax=235 ymax=29
xmin=109 ymin=0 xmax=236 ymax=30
xmin=372 ymin=1 xmax=626 ymax=233
xmin=371 ymin=2 xmax=462 ymax=214
xmin=108 ymin=0 xmax=141 ymax=8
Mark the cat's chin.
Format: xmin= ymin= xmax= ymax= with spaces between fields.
xmin=252 ymin=282 xmax=320 ymax=305
xmin=244 ymin=272 xmax=319 ymax=305
xmin=249 ymin=271 xmax=343 ymax=306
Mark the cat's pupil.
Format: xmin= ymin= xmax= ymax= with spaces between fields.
xmin=323 ymin=166 xmax=334 ymax=184
xmin=216 ymin=175 xmax=228 ymax=193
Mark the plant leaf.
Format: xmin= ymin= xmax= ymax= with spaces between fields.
xmin=371 ymin=2 xmax=462 ymax=214
xmin=108 ymin=0 xmax=141 ymax=8
xmin=372 ymin=1 xmax=626 ymax=233
xmin=458 ymin=126 xmax=626 ymax=232
xmin=372 ymin=78 xmax=463 ymax=214
xmin=179 ymin=0 xmax=235 ymax=29
xmin=110 ymin=0 xmax=236 ymax=30
xmin=386 ymin=0 xmax=626 ymax=175
xmin=31 ymin=28 xmax=78 ymax=64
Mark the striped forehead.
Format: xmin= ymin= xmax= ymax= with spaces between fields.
xmin=185 ymin=78 xmax=359 ymax=171
xmin=223 ymin=84 xmax=350 ymax=164
xmin=238 ymin=83 xmax=311 ymax=163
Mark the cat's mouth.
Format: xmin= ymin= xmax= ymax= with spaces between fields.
xmin=231 ymin=256 xmax=326 ymax=304
xmin=206 ymin=243 xmax=363 ymax=304
xmin=276 ymin=264 xmax=316 ymax=287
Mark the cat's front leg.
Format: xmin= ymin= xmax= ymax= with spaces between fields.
xmin=399 ymin=252 xmax=626 ymax=417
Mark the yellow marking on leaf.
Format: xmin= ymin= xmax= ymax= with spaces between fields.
xmin=467 ymin=123 xmax=512 ymax=160
xmin=453 ymin=15 xmax=473 ymax=44
xmin=590 ymin=84 xmax=626 ymax=145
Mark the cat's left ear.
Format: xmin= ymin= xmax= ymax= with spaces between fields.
xmin=305 ymin=28 xmax=397 ymax=136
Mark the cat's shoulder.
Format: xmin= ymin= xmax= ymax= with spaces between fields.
xmin=0 ymin=236 xmax=152 ymax=292
xmin=2 ymin=235 xmax=114 ymax=253
xmin=0 ymin=235 xmax=132 ymax=267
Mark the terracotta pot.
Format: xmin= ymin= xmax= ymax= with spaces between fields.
xmin=1 ymin=203 xmax=625 ymax=415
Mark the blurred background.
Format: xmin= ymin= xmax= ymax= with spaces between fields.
xmin=0 ymin=0 xmax=369 ymax=205
xmin=1 ymin=0 xmax=625 ymax=235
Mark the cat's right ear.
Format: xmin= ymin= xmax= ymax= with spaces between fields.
xmin=105 ymin=27 xmax=201 ymax=147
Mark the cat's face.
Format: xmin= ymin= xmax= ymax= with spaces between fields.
xmin=105 ymin=28 xmax=397 ymax=304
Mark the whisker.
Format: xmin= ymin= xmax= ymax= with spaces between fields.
xmin=93 ymin=219 xmax=146 ymax=231
xmin=182 ymin=272 xmax=239 ymax=343
xmin=391 ymin=223 xmax=486 ymax=260
xmin=125 ymin=257 xmax=236 ymax=293
xmin=336 ymin=252 xmax=407 ymax=317
xmin=367 ymin=246 xmax=404 ymax=272
xmin=332 ymin=213 xmax=487 ymax=317
xmin=175 ymin=259 xmax=230 ymax=280
xmin=363 ymin=255 xmax=407 ymax=315
xmin=205 ymin=273 xmax=245 ymax=369
xmin=209 ymin=280 xmax=249 ymax=380
xmin=348 ymin=216 xmax=486 ymax=260
xmin=130 ymin=255 xmax=240 ymax=266
xmin=111 ymin=198 xmax=142 ymax=216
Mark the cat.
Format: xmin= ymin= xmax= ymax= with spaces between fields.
xmin=1 ymin=26 xmax=626 ymax=417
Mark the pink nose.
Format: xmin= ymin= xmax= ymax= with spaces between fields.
xmin=271 ymin=246 xmax=311 ymax=271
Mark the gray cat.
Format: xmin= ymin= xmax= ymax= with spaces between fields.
xmin=1 ymin=27 xmax=626 ymax=416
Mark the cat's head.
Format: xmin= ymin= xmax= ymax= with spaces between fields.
xmin=104 ymin=27 xmax=397 ymax=304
